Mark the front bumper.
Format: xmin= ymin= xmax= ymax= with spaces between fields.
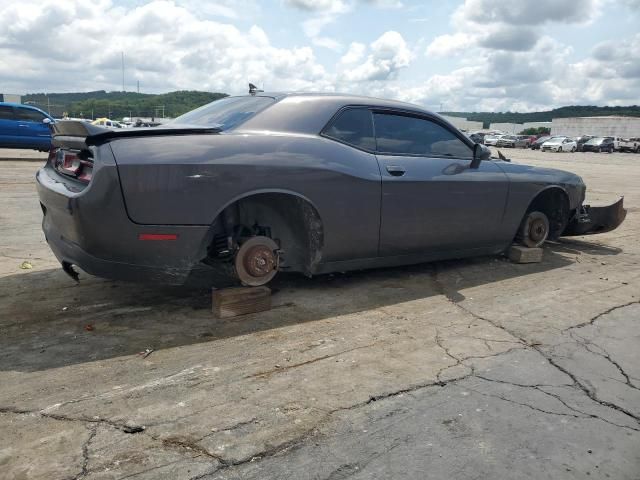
xmin=563 ymin=197 xmax=627 ymax=236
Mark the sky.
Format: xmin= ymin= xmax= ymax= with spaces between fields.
xmin=0 ymin=0 xmax=638 ymax=112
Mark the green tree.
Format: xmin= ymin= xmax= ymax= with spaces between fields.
xmin=519 ymin=127 xmax=551 ymax=135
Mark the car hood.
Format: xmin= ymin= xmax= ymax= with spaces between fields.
xmin=496 ymin=161 xmax=584 ymax=186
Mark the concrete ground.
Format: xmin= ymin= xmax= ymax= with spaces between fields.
xmin=0 ymin=149 xmax=639 ymax=479
xmin=0 ymin=148 xmax=48 ymax=162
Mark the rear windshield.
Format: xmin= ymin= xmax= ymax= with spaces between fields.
xmin=173 ymin=96 xmax=274 ymax=130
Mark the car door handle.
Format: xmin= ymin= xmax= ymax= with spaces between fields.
xmin=18 ymin=124 xmax=28 ymax=127
xmin=386 ymin=165 xmax=406 ymax=177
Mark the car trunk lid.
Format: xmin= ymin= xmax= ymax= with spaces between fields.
xmin=50 ymin=120 xmax=221 ymax=149
xmin=48 ymin=120 xmax=221 ymax=185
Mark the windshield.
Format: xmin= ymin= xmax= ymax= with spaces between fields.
xmin=586 ymin=137 xmax=604 ymax=144
xmin=173 ymin=96 xmax=275 ymax=130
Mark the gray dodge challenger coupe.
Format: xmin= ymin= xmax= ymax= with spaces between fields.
xmin=36 ymin=92 xmax=626 ymax=286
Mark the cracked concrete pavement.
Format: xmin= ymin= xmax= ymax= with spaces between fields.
xmin=0 ymin=149 xmax=638 ymax=479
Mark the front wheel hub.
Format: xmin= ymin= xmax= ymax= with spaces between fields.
xmin=235 ymin=236 xmax=279 ymax=286
xmin=529 ymin=218 xmax=548 ymax=243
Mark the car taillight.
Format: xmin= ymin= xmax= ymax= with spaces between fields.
xmin=53 ymin=148 xmax=93 ymax=184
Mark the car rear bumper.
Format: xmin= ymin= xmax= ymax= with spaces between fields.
xmin=36 ymin=160 xmax=212 ymax=285
xmin=42 ymin=217 xmax=194 ymax=283
xmin=563 ymin=197 xmax=626 ymax=236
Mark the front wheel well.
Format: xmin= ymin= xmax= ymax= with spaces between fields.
xmin=207 ymin=193 xmax=324 ymax=274
xmin=525 ymin=188 xmax=570 ymax=240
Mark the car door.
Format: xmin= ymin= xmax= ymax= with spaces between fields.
xmin=0 ymin=105 xmax=19 ymax=145
xmin=14 ymin=106 xmax=51 ymax=149
xmin=374 ymin=111 xmax=509 ymax=256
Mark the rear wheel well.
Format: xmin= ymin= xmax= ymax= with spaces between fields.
xmin=525 ymin=188 xmax=570 ymax=240
xmin=207 ymin=193 xmax=323 ymax=274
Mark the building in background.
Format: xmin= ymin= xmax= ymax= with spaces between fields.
xmin=551 ymin=116 xmax=640 ymax=138
xmin=488 ymin=121 xmax=552 ymax=133
xmin=440 ymin=115 xmax=483 ymax=131
xmin=489 ymin=122 xmax=522 ymax=133
xmin=0 ymin=94 xmax=21 ymax=103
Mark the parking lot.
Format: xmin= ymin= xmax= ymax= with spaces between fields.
xmin=1 ymin=148 xmax=639 ymax=479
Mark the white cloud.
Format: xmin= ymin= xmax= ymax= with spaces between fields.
xmin=340 ymin=31 xmax=412 ymax=82
xmin=312 ymin=36 xmax=343 ymax=51
xmin=340 ymin=42 xmax=366 ymax=64
xmin=0 ymin=0 xmax=637 ymax=113
xmin=454 ymin=0 xmax=603 ymax=26
xmin=426 ymin=33 xmax=473 ymax=57
xmin=0 ymin=0 xmax=333 ymax=93
xmin=285 ymin=0 xmax=346 ymax=11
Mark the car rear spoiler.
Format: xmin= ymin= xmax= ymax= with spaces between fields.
xmin=563 ymin=197 xmax=626 ymax=236
xmin=50 ymin=120 xmax=221 ymax=149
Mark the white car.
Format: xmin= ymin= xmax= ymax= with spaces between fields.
xmin=541 ymin=136 xmax=577 ymax=152
xmin=483 ymin=134 xmax=504 ymax=146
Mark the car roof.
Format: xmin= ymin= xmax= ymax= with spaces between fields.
xmin=238 ymin=91 xmax=454 ymax=136
xmin=253 ymin=92 xmax=426 ymax=111
xmin=0 ymin=102 xmax=51 ymax=116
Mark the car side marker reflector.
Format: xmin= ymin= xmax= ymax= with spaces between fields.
xmin=138 ymin=234 xmax=178 ymax=241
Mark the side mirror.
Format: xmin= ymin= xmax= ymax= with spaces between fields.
xmin=471 ymin=143 xmax=489 ymax=169
xmin=43 ymin=118 xmax=51 ymax=124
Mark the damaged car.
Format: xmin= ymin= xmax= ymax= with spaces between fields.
xmin=36 ymin=92 xmax=626 ymax=287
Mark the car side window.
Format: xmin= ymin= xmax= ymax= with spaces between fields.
xmin=373 ymin=113 xmax=472 ymax=159
xmin=323 ymin=108 xmax=375 ymax=151
xmin=0 ymin=105 xmax=15 ymax=120
xmin=15 ymin=108 xmax=46 ymax=123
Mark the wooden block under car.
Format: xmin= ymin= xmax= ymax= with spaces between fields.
xmin=508 ymin=245 xmax=543 ymax=264
xmin=212 ymin=286 xmax=271 ymax=319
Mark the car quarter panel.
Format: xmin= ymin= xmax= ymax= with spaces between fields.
xmin=495 ymin=161 xmax=585 ymax=237
xmin=36 ymin=145 xmax=212 ymax=283
xmin=110 ymin=133 xmax=382 ymax=263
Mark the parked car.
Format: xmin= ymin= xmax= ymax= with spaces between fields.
xmin=36 ymin=92 xmax=626 ymax=287
xmin=91 ymin=118 xmax=124 ymax=129
xmin=541 ymin=136 xmax=577 ymax=152
xmin=496 ymin=135 xmax=529 ymax=148
xmin=582 ymin=137 xmax=615 ymax=153
xmin=0 ymin=102 xmax=54 ymax=151
xmin=469 ymin=132 xmax=485 ymax=144
xmin=617 ymin=138 xmax=640 ymax=153
xmin=530 ymin=136 xmax=550 ymax=150
xmin=574 ymin=135 xmax=594 ymax=152
xmin=484 ymin=134 xmax=504 ymax=146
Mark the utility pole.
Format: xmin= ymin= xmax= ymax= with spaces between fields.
xmin=137 ymin=80 xmax=140 ymax=94
xmin=121 ymin=52 xmax=125 ymax=92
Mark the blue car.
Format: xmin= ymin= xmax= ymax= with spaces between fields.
xmin=0 ymin=102 xmax=54 ymax=151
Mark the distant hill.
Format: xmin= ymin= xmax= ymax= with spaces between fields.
xmin=22 ymin=90 xmax=228 ymax=119
xmin=441 ymin=105 xmax=640 ymax=129
xmin=21 ymin=91 xmax=640 ymax=126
